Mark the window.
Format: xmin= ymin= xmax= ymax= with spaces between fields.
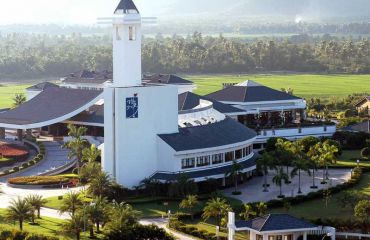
xmin=225 ymin=151 xmax=234 ymax=162
xmin=181 ymin=158 xmax=195 ymax=169
xmin=212 ymin=153 xmax=223 ymax=165
xmin=129 ymin=26 xmax=136 ymax=41
xmin=196 ymin=156 xmax=210 ymax=167
xmin=235 ymin=149 xmax=243 ymax=159
xmin=249 ymin=145 xmax=253 ymax=153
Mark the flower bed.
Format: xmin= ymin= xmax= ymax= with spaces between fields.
xmin=0 ymin=141 xmax=29 ymax=161
xmin=8 ymin=176 xmax=70 ymax=185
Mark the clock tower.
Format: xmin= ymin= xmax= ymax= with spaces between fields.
xmin=102 ymin=0 xmax=179 ymax=188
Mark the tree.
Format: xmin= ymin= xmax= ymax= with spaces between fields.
xmin=272 ymin=167 xmax=289 ymax=198
xmin=291 ymin=156 xmax=311 ymax=194
xmin=81 ymin=144 xmax=101 ymax=163
xmin=179 ymin=195 xmax=199 ymax=220
xmin=25 ymin=194 xmax=48 ymax=219
xmin=338 ymin=190 xmax=366 ymax=210
xmin=314 ymin=141 xmax=338 ymax=184
xmin=225 ymin=160 xmax=243 ymax=193
xmin=323 ymin=188 xmax=331 ymax=208
xmin=85 ymin=196 xmax=110 ymax=236
xmin=6 ymin=197 xmax=33 ymax=231
xmin=239 ymin=204 xmax=256 ymax=220
xmin=257 ymin=152 xmax=274 ymax=192
xmin=168 ymin=174 xmax=198 ymax=198
xmin=62 ymin=124 xmax=88 ymax=174
xmin=202 ymin=198 xmax=232 ymax=227
xmin=79 ymin=161 xmax=102 ymax=183
xmin=354 ymin=200 xmax=370 ymax=233
xmin=274 ymin=139 xmax=295 ymax=183
xmin=59 ymin=192 xmax=84 ymax=217
xmin=88 ymin=171 xmax=112 ymax=197
xmin=106 ymin=202 xmax=141 ymax=232
xmin=255 ymin=202 xmax=267 ymax=216
xmin=62 ymin=213 xmax=86 ymax=240
xmin=308 ymin=143 xmax=321 ymax=189
xmin=13 ymin=93 xmax=26 ymax=108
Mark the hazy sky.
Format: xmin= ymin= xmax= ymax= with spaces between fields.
xmin=0 ymin=0 xmax=164 ymax=25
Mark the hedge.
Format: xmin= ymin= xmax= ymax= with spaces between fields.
xmin=0 ymin=230 xmax=59 ymax=240
xmin=8 ymin=176 xmax=70 ymax=186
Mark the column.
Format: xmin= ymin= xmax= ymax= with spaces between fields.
xmin=0 ymin=127 xmax=5 ymax=139
xmin=26 ymin=129 xmax=32 ymax=138
xmin=263 ymin=234 xmax=268 ymax=240
xmin=227 ymin=212 xmax=235 ymax=240
xmin=17 ymin=129 xmax=23 ymax=142
xmin=303 ymin=232 xmax=307 ymax=240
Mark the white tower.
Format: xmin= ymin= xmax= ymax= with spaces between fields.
xmin=101 ymin=0 xmax=179 ymax=188
xmin=112 ymin=0 xmax=142 ymax=87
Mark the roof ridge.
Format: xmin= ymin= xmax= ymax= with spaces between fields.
xmin=259 ymin=214 xmax=271 ymax=231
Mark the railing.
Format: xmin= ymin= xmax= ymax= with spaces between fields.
xmin=39 ymin=160 xmax=77 ymax=176
xmin=336 ymin=232 xmax=370 ymax=239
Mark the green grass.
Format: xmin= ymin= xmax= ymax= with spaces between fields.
xmin=336 ymin=150 xmax=370 ymax=167
xmin=269 ymin=172 xmax=370 ymax=220
xmin=44 ymin=194 xmax=92 ymax=210
xmin=185 ymin=221 xmax=249 ymax=240
xmin=0 ymin=84 xmax=30 ymax=109
xmin=187 ymin=74 xmax=370 ymax=99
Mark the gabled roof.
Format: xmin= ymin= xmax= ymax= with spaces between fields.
xmin=158 ymin=118 xmax=256 ymax=152
xmin=178 ymin=92 xmax=244 ymax=114
xmin=235 ymin=214 xmax=317 ymax=232
xmin=115 ymin=0 xmax=139 ymax=14
xmin=144 ymin=74 xmax=193 ymax=85
xmin=27 ymin=82 xmax=58 ymax=91
xmin=62 ymin=70 xmax=112 ymax=85
xmin=355 ymin=96 xmax=370 ymax=107
xmin=206 ymin=80 xmax=301 ymax=103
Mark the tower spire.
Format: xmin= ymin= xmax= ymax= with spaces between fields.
xmin=115 ymin=0 xmax=139 ymax=14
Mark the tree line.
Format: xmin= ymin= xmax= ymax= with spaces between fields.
xmin=0 ymin=32 xmax=369 ymax=80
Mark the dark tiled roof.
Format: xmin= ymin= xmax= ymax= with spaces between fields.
xmin=343 ymin=121 xmax=370 ymax=133
xmin=144 ymin=74 xmax=193 ymax=85
xmin=63 ymin=70 xmax=112 ymax=84
xmin=151 ymin=154 xmax=257 ymax=181
xmin=0 ymin=88 xmax=102 ymax=126
xmin=206 ymin=80 xmax=301 ymax=103
xmin=235 ymin=214 xmax=317 ymax=232
xmin=27 ymin=82 xmax=59 ymax=91
xmin=178 ymin=92 xmax=244 ymax=114
xmin=115 ymin=0 xmax=139 ymax=14
xmin=158 ymin=118 xmax=256 ymax=152
xmin=69 ymin=105 xmax=104 ymax=124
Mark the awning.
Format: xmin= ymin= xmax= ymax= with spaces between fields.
xmin=0 ymin=87 xmax=103 ymax=129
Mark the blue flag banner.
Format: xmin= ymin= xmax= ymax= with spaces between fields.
xmin=126 ymin=97 xmax=139 ymax=119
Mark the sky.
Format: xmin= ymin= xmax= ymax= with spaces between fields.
xmin=0 ymin=0 xmax=164 ymax=25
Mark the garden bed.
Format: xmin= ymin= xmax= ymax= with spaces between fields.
xmin=0 ymin=141 xmax=29 ymax=162
xmin=8 ymin=176 xmax=70 ymax=185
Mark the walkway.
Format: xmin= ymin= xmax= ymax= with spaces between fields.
xmin=0 ymin=140 xmax=71 ymax=182
xmin=224 ymin=167 xmax=351 ymax=203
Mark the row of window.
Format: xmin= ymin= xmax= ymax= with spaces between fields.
xmin=181 ymin=145 xmax=253 ymax=169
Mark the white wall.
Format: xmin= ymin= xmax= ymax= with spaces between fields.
xmin=109 ymin=85 xmax=178 ymax=188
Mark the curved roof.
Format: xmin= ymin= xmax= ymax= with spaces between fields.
xmin=26 ymin=82 xmax=58 ymax=91
xmin=206 ymin=80 xmax=301 ymax=103
xmin=158 ymin=118 xmax=256 ymax=152
xmin=235 ymin=214 xmax=317 ymax=232
xmin=0 ymin=87 xmax=102 ymax=129
xmin=144 ymin=74 xmax=193 ymax=85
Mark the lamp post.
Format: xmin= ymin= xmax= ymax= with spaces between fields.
xmin=216 ymin=226 xmax=220 ymax=240
xmin=357 ymin=159 xmax=360 ymax=168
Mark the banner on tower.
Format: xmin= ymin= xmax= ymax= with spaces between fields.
xmin=126 ymin=97 xmax=138 ymax=119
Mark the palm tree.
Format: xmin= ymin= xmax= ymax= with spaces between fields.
xmin=79 ymin=161 xmax=102 ymax=183
xmin=179 ymin=195 xmax=199 ymax=220
xmin=225 ymin=160 xmax=243 ymax=193
xmin=202 ymin=198 xmax=232 ymax=227
xmin=239 ymin=204 xmax=256 ymax=220
xmin=81 ymin=144 xmax=101 ymax=163
xmin=256 ymin=202 xmax=267 ymax=216
xmin=86 ymin=196 xmax=109 ymax=234
xmin=257 ymin=152 xmax=274 ymax=192
xmin=62 ymin=213 xmax=86 ymax=240
xmin=25 ymin=194 xmax=48 ymax=219
xmin=106 ymin=202 xmax=141 ymax=232
xmin=274 ymin=139 xmax=294 ymax=184
xmin=63 ymin=124 xmax=88 ymax=174
xmin=88 ymin=171 xmax=112 ymax=197
xmin=311 ymin=141 xmax=338 ymax=184
xmin=291 ymin=157 xmax=311 ymax=194
xmin=13 ymin=93 xmax=26 ymax=108
xmin=6 ymin=197 xmax=33 ymax=231
xmin=272 ymin=167 xmax=289 ymax=198
xmin=59 ymin=192 xmax=83 ymax=217
xmin=307 ymin=144 xmax=321 ymax=189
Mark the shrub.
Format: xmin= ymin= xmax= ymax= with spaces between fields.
xmin=13 ymin=167 xmax=19 ymax=172
xmin=21 ymin=163 xmax=29 ymax=168
xmin=8 ymin=176 xmax=70 ymax=185
xmin=0 ymin=230 xmax=13 ymax=240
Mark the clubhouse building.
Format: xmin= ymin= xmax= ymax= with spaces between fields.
xmin=0 ymin=0 xmax=335 ymax=188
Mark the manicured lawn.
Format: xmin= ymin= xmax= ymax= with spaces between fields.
xmin=185 ymin=221 xmax=249 ymax=240
xmin=186 ymin=74 xmax=370 ymax=99
xmin=44 ymin=194 xmax=92 ymax=210
xmin=269 ymin=172 xmax=370 ymax=220
xmin=336 ymin=150 xmax=370 ymax=167
xmin=0 ymin=84 xmax=30 ymax=109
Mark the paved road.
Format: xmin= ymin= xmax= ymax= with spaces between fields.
xmin=0 ymin=140 xmax=71 ymax=182
xmin=224 ymin=167 xmax=351 ymax=203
